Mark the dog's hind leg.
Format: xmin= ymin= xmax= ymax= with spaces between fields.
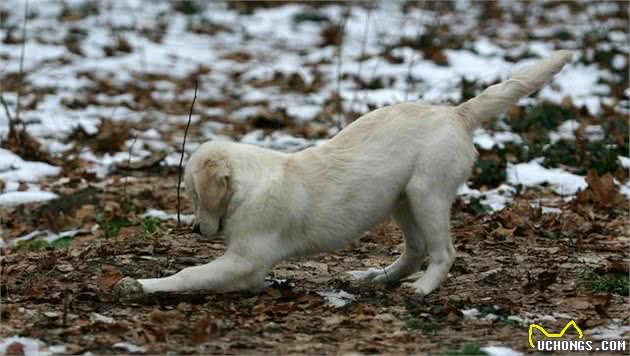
xmin=349 ymin=197 xmax=426 ymax=283
xmin=403 ymin=178 xmax=455 ymax=295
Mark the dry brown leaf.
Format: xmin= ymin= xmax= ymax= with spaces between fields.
xmin=191 ymin=316 xmax=210 ymax=344
xmin=6 ymin=341 xmax=24 ymax=355
xmin=100 ymin=264 xmax=123 ymax=292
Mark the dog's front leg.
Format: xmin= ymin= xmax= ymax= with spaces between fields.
xmin=113 ymin=253 xmax=269 ymax=301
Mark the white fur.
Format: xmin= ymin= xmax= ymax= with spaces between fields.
xmin=132 ymin=51 xmax=572 ymax=297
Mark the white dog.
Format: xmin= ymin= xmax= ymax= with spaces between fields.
xmin=114 ymin=51 xmax=572 ymax=301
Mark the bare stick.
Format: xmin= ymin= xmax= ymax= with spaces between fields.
xmin=404 ymin=49 xmax=417 ymax=102
xmin=348 ymin=4 xmax=373 ymax=116
xmin=15 ymin=0 xmax=28 ymax=128
xmin=334 ymin=7 xmax=350 ymax=130
xmin=176 ymin=79 xmax=198 ymax=225
xmin=0 ymin=95 xmax=13 ymax=123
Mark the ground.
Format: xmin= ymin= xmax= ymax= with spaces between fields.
xmin=0 ymin=1 xmax=628 ymax=355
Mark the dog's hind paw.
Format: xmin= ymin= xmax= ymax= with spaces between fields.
xmin=113 ymin=277 xmax=144 ymax=303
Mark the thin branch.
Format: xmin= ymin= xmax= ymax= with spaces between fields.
xmin=349 ymin=4 xmax=373 ymax=116
xmin=404 ymin=48 xmax=417 ymax=102
xmin=0 ymin=95 xmax=13 ymax=123
xmin=176 ymin=79 xmax=198 ymax=226
xmin=334 ymin=7 xmax=351 ymax=131
xmin=15 ymin=0 xmax=28 ymax=126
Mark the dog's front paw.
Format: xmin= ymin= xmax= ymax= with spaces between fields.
xmin=348 ymin=268 xmax=384 ymax=282
xmin=113 ymin=277 xmax=144 ymax=302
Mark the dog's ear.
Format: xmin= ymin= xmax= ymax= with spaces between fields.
xmin=194 ymin=158 xmax=231 ymax=212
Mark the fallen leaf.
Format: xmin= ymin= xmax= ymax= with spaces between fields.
xmin=191 ymin=316 xmax=210 ymax=344
xmin=6 ymin=342 xmax=24 ymax=355
xmin=100 ymin=265 xmax=123 ymax=292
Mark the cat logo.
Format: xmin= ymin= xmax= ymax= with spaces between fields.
xmin=528 ymin=320 xmax=584 ymax=348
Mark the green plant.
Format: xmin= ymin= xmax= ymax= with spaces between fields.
xmin=465 ymin=197 xmax=491 ymax=215
xmin=49 ymin=236 xmax=72 ymax=249
xmin=293 ymin=10 xmax=330 ymax=24
xmin=173 ymin=0 xmax=202 ymax=15
xmin=15 ymin=236 xmax=73 ymax=251
xmin=508 ymin=103 xmax=573 ymax=134
xmin=406 ymin=319 xmax=438 ymax=333
xmin=143 ymin=216 xmax=161 ymax=234
xmin=16 ymin=239 xmax=49 ymax=251
xmin=96 ymin=213 xmax=131 ymax=238
xmin=471 ymin=158 xmax=506 ymax=188
xmin=578 ymin=270 xmax=629 ymax=296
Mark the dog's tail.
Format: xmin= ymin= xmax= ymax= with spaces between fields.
xmin=456 ymin=50 xmax=572 ymax=132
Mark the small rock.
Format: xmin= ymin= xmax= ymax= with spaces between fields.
xmin=112 ymin=277 xmax=144 ymax=303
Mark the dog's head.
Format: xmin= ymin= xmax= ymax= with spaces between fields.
xmin=184 ymin=150 xmax=233 ymax=239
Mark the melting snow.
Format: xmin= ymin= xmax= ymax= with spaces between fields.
xmin=114 ymin=342 xmax=146 ymax=353
xmin=318 ymin=290 xmax=356 ymax=308
xmin=0 ymin=337 xmax=65 ymax=356
xmin=481 ymin=346 xmax=523 ymax=356
xmin=587 ymin=320 xmax=630 ymax=340
xmin=0 ymin=191 xmax=59 ymax=207
xmin=143 ymin=209 xmax=194 ymax=224
xmin=507 ymin=160 xmax=587 ymax=195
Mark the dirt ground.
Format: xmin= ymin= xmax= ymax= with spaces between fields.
xmin=1 ymin=175 xmax=628 ymax=354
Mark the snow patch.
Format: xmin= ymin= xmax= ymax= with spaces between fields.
xmin=114 ymin=342 xmax=146 ymax=353
xmin=143 ymin=209 xmax=194 ymax=225
xmin=0 ymin=337 xmax=64 ymax=356
xmin=507 ymin=160 xmax=587 ymax=195
xmin=481 ymin=346 xmax=523 ymax=356
xmin=318 ymin=290 xmax=356 ymax=308
xmin=0 ymin=191 xmax=59 ymax=207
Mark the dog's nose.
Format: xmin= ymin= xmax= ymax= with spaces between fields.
xmin=192 ymin=223 xmax=201 ymax=234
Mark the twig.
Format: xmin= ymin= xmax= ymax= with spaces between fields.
xmin=176 ymin=79 xmax=198 ymax=225
xmin=404 ymin=48 xmax=417 ymax=102
xmin=348 ymin=4 xmax=373 ymax=116
xmin=123 ymin=134 xmax=138 ymax=205
xmin=334 ymin=7 xmax=351 ymax=130
xmin=15 ymin=0 xmax=28 ymax=130
xmin=0 ymin=95 xmax=13 ymax=123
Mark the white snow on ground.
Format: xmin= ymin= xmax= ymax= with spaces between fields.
xmin=461 ymin=308 xmax=480 ymax=320
xmin=587 ymin=320 xmax=630 ymax=340
xmin=143 ymin=209 xmax=194 ymax=225
xmin=481 ymin=346 xmax=523 ymax=356
xmin=0 ymin=149 xmax=61 ymax=206
xmin=0 ymin=229 xmax=88 ymax=249
xmin=457 ymin=184 xmax=516 ymax=212
xmin=0 ymin=191 xmax=58 ymax=207
xmin=618 ymin=156 xmax=630 ymax=169
xmin=90 ymin=313 xmax=115 ymax=324
xmin=549 ymin=120 xmax=579 ymax=143
xmin=317 ymin=290 xmax=356 ymax=308
xmin=507 ymin=160 xmax=587 ymax=195
xmin=0 ymin=337 xmax=65 ymax=356
xmin=473 ymin=128 xmax=522 ymax=150
xmin=113 ymin=342 xmax=146 ymax=353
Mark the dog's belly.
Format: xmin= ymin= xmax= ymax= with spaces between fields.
xmin=297 ymin=172 xmax=405 ymax=254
